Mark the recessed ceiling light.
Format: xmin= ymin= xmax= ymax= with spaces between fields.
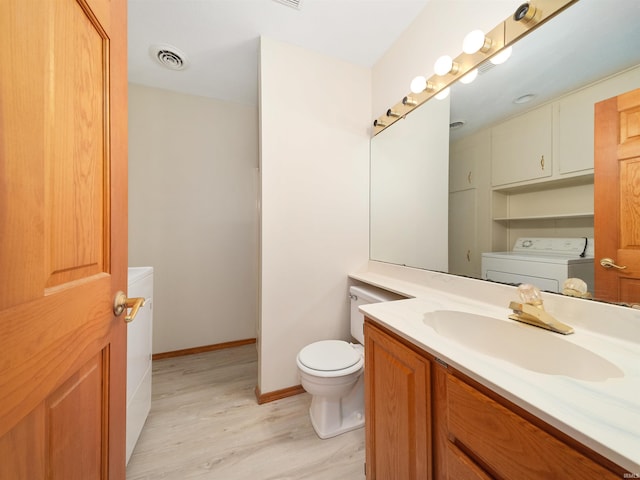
xmin=513 ymin=93 xmax=537 ymax=104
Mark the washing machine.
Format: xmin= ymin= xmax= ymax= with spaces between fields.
xmin=126 ymin=266 xmax=153 ymax=464
xmin=481 ymin=238 xmax=594 ymax=294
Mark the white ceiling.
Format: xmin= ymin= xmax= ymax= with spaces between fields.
xmin=128 ymin=0 xmax=640 ymax=134
xmin=128 ymin=0 xmax=430 ymax=106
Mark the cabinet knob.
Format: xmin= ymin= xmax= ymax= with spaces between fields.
xmin=540 ymin=155 xmax=545 ymax=170
xmin=466 ymin=250 xmax=471 ymax=262
xmin=467 ymin=171 xmax=472 ymax=184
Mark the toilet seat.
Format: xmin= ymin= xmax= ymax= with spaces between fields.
xmin=297 ymin=340 xmax=363 ymax=377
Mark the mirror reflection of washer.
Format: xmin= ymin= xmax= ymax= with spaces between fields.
xmin=481 ymin=238 xmax=594 ymax=294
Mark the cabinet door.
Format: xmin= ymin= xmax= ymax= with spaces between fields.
xmin=450 ymin=129 xmax=491 ymax=193
xmin=449 ymin=146 xmax=475 ymax=192
xmin=557 ymin=87 xmax=597 ymax=175
xmin=491 ymin=104 xmax=553 ymax=186
xmin=364 ymin=322 xmax=431 ymax=480
xmin=558 ymin=65 xmax=640 ymax=175
xmin=449 ymin=189 xmax=477 ymax=277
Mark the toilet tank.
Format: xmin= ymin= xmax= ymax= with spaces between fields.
xmin=349 ymin=285 xmax=404 ymax=344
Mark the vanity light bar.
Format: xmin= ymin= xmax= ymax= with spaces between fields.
xmin=372 ymin=0 xmax=579 ymax=136
xmin=371 ymin=22 xmax=504 ymax=135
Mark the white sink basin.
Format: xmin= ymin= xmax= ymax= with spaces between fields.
xmin=423 ymin=310 xmax=624 ymax=382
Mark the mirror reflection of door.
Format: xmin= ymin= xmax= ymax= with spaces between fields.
xmin=594 ymin=88 xmax=640 ymax=303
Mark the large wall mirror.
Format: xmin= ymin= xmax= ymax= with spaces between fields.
xmin=370 ymin=94 xmax=450 ymax=271
xmin=370 ymin=0 xmax=640 ymax=304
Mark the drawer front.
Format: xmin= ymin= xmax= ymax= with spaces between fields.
xmin=446 ymin=375 xmax=618 ymax=479
xmin=445 ymin=443 xmax=492 ymax=480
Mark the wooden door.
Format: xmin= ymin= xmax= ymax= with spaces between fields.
xmin=0 ymin=0 xmax=128 ymax=478
xmin=594 ymin=88 xmax=640 ymax=302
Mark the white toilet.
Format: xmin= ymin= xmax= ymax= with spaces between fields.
xmin=296 ymin=285 xmax=403 ymax=439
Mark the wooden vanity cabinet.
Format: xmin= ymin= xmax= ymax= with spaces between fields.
xmin=364 ymin=319 xmax=628 ymax=480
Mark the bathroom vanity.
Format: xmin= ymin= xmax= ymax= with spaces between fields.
xmin=365 ymin=321 xmax=624 ymax=479
xmin=351 ymin=261 xmax=640 ymax=479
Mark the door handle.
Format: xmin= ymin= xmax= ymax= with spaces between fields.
xmin=599 ymin=258 xmax=627 ymax=270
xmin=113 ymin=291 xmax=146 ymax=323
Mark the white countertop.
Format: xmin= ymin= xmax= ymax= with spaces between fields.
xmin=351 ymin=263 xmax=640 ymax=473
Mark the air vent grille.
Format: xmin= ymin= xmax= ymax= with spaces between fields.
xmin=477 ymin=61 xmax=495 ymax=75
xmin=273 ymin=0 xmax=302 ymax=10
xmin=149 ymin=44 xmax=189 ymax=71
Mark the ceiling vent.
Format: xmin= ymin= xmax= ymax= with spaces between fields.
xmin=149 ymin=44 xmax=189 ymax=71
xmin=477 ymin=61 xmax=496 ymax=76
xmin=273 ymin=0 xmax=302 ymax=10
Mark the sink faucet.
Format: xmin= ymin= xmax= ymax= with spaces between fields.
xmin=508 ymin=284 xmax=574 ymax=335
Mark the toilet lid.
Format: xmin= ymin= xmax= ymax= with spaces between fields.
xmin=298 ymin=340 xmax=361 ymax=371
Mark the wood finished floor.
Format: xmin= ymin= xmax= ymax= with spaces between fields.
xmin=126 ymin=344 xmax=366 ymax=479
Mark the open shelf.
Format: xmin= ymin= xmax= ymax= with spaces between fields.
xmin=493 ymin=212 xmax=593 ymax=222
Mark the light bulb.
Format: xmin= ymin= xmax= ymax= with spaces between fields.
xmin=490 ymin=46 xmax=512 ymax=65
xmin=459 ymin=69 xmax=478 ymax=84
xmin=463 ymin=30 xmax=488 ymax=54
xmin=410 ymin=76 xmax=427 ymax=94
xmin=435 ymin=87 xmax=450 ymax=100
xmin=434 ymin=55 xmax=456 ymax=76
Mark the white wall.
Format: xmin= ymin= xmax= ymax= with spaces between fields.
xmin=259 ymin=37 xmax=371 ymax=394
xmin=372 ymin=0 xmax=521 ymax=117
xmin=128 ymin=84 xmax=259 ymax=354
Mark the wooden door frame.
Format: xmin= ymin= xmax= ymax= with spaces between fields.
xmin=107 ymin=0 xmax=129 ymax=475
xmin=594 ymin=95 xmax=620 ymax=301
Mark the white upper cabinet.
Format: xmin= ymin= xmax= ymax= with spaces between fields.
xmin=557 ymin=66 xmax=640 ymax=176
xmin=491 ymin=104 xmax=553 ymax=187
xmin=450 ymin=130 xmax=490 ymax=193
